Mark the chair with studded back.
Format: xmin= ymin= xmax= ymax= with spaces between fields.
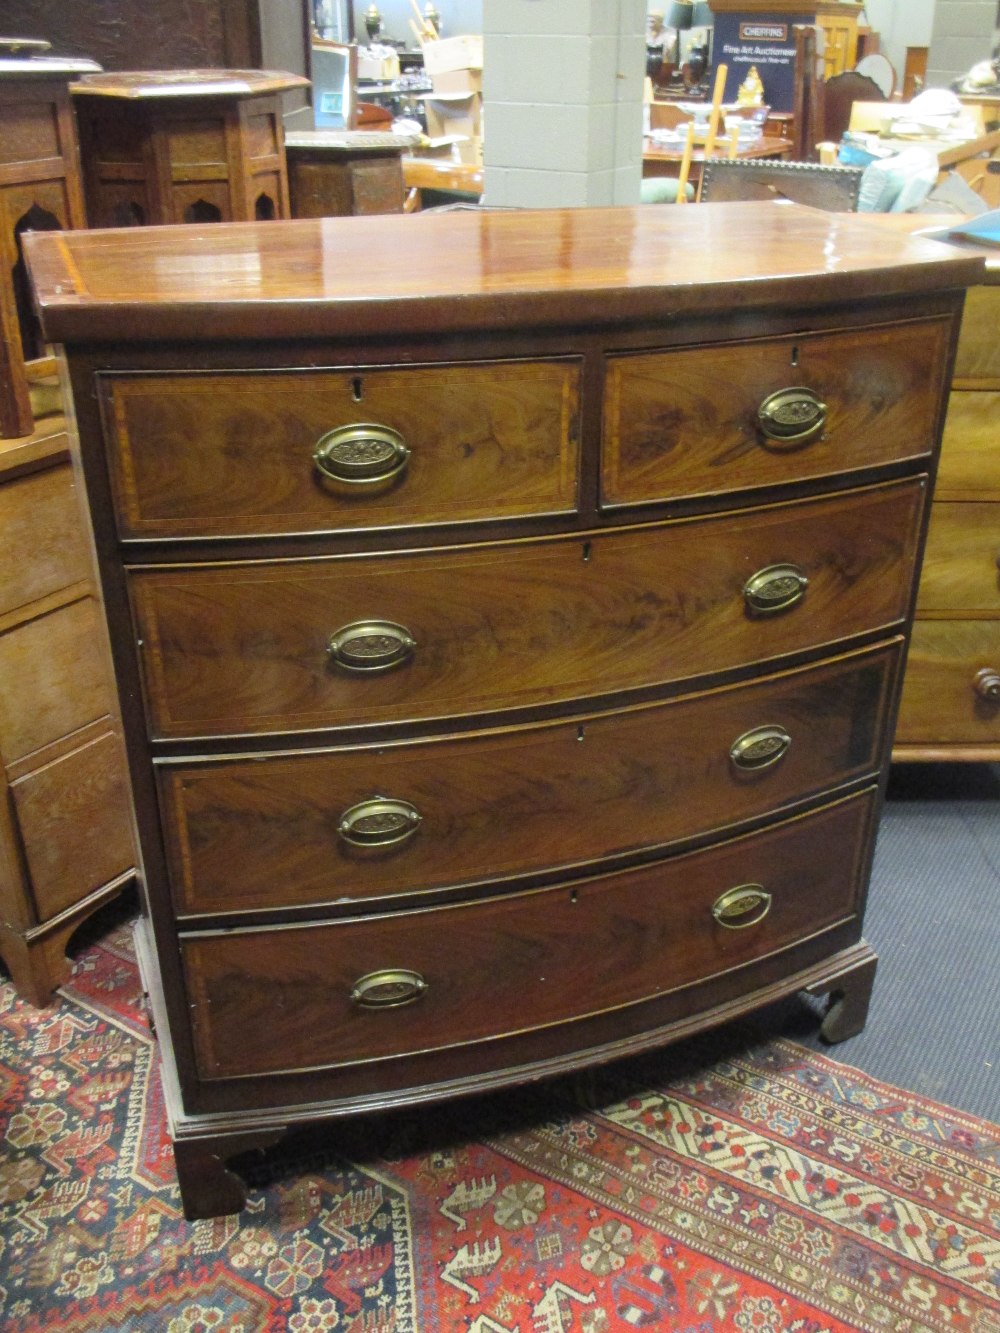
xmin=700 ymin=157 xmax=863 ymax=210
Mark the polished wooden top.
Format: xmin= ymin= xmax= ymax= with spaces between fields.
xmin=642 ymin=134 xmax=792 ymax=165
xmin=23 ymin=202 xmax=984 ymax=344
xmin=69 ymin=69 xmax=310 ymax=100
xmin=401 ymin=156 xmax=484 ymax=194
xmin=285 ymin=129 xmax=418 ymax=155
xmin=852 ymin=213 xmax=1000 ymax=282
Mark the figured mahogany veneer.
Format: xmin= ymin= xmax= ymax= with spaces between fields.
xmin=22 ymin=203 xmax=980 ymax=1218
xmin=160 ymin=643 xmax=899 ymax=918
xmin=130 ymin=479 xmax=923 ymax=740
xmin=100 ymin=359 xmax=581 ymax=538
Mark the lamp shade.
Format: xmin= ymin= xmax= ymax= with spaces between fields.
xmin=665 ymin=0 xmax=694 ymax=30
xmin=691 ymin=2 xmax=713 ymax=25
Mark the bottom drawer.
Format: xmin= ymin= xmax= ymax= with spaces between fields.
xmin=183 ymin=789 xmax=875 ymax=1081
xmin=12 ymin=727 xmax=134 ymax=921
xmin=896 ymin=619 xmax=1000 ymax=744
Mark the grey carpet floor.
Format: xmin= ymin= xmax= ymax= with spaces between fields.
xmin=772 ymin=762 xmax=1000 ymax=1123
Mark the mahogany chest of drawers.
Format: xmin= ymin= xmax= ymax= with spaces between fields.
xmin=24 ymin=203 xmax=980 ymax=1218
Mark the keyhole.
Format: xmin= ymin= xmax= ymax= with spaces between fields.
xmin=352 ymin=377 xmax=364 ymax=403
xmin=791 ymin=345 xmax=799 ymax=368
xmin=582 ymin=541 xmax=592 ymax=563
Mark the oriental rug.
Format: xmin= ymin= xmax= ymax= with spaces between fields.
xmin=1 ymin=913 xmax=998 ymax=1333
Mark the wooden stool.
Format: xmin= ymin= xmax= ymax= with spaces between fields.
xmin=71 ymin=68 xmax=310 ymax=227
xmin=0 ymin=40 xmax=95 ymax=438
xmin=286 ymin=130 xmax=416 ymax=217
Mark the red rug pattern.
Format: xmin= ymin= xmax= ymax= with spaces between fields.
xmin=1 ymin=915 xmax=998 ymax=1332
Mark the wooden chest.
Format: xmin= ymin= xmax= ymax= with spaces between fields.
xmin=894 ymin=260 xmax=1000 ymax=759
xmin=23 ymin=203 xmax=980 ymax=1218
xmin=0 ymin=417 xmax=134 ymax=1004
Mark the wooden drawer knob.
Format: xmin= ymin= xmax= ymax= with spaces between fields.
xmin=730 ymin=724 xmax=791 ymax=770
xmin=743 ymin=563 xmax=809 ymax=615
xmin=350 ymin=969 xmax=428 ymax=1009
xmin=711 ymin=884 xmax=772 ymax=930
xmin=756 ymin=386 xmax=827 ymax=447
xmin=327 ymin=620 xmax=416 ymax=672
xmin=313 ymin=423 xmax=410 ymax=491
xmin=338 ymin=796 xmax=422 ymax=847
xmin=974 ymin=668 xmax=1000 ymax=701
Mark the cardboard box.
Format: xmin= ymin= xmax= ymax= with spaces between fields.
xmin=421 ymin=91 xmax=482 ymax=142
xmin=357 ymin=49 xmax=400 ymax=81
xmin=432 ymin=67 xmax=483 ymax=96
xmin=422 ymin=34 xmax=483 ymax=76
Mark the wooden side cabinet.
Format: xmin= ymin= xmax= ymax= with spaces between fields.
xmin=895 ymin=257 xmax=1000 ymax=759
xmin=0 ymin=417 xmax=134 ymax=1005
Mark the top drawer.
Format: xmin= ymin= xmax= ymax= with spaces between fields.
xmin=601 ymin=318 xmax=950 ymax=508
xmin=98 ymin=359 xmax=581 ymax=539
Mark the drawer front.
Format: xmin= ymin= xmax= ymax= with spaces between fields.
xmin=161 ymin=643 xmax=899 ymax=916
xmin=936 ymin=391 xmax=1000 ymax=497
xmin=12 ymin=728 xmax=133 ymax=920
xmin=953 ymin=287 xmax=1000 ymax=382
xmin=100 ymin=360 xmax=581 ymax=539
xmin=917 ymin=502 xmax=1000 ymax=611
xmin=0 ymin=596 xmax=115 ymax=763
xmin=601 ymin=319 xmax=950 ymax=508
xmin=0 ymin=462 xmax=92 ymax=617
xmin=896 ymin=619 xmax=1000 ymax=744
xmin=183 ymin=790 xmax=874 ymax=1080
xmin=131 ymin=478 xmax=925 ymax=739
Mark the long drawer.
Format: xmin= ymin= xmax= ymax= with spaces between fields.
xmin=601 ymin=318 xmax=950 ymax=508
xmin=160 ymin=642 xmax=899 ymax=917
xmin=917 ymin=502 xmax=1000 ymax=611
xmin=99 ymin=359 xmax=581 ymax=539
xmin=131 ymin=478 xmax=925 ymax=740
xmin=936 ymin=391 xmax=1000 ymax=497
xmin=182 ymin=789 xmax=874 ymax=1081
xmin=896 ymin=619 xmax=1000 ymax=745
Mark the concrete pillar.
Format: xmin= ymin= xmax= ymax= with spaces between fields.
xmin=481 ymin=0 xmax=647 ymax=208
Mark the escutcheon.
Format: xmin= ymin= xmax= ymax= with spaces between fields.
xmin=350 ymin=969 xmax=428 ymax=1009
xmin=327 ymin=620 xmax=416 ymax=672
xmin=338 ymin=796 xmax=422 ymax=847
xmin=711 ymin=884 xmax=772 ymax=930
xmin=756 ymin=387 xmax=827 ymax=447
xmin=743 ymin=563 xmax=809 ymax=615
xmin=730 ymin=724 xmax=792 ymax=771
xmin=313 ymin=423 xmax=410 ymax=491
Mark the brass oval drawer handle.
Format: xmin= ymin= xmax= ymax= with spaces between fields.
xmin=743 ymin=563 xmax=809 ymax=615
xmin=711 ymin=884 xmax=772 ymax=930
xmin=314 ymin=423 xmax=410 ymax=488
xmin=730 ymin=724 xmax=791 ymax=771
xmin=338 ymin=796 xmax=422 ymax=847
xmin=757 ymin=387 xmax=827 ymax=447
xmin=350 ymin=968 xmax=428 ymax=1009
xmin=328 ymin=620 xmax=416 ymax=672
xmin=974 ymin=667 xmax=1000 ymax=701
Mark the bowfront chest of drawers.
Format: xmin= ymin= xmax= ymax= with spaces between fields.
xmin=24 ymin=203 xmax=980 ymax=1218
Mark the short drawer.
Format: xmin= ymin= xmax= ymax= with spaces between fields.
xmin=131 ymin=477 xmax=924 ymax=740
xmin=601 ymin=318 xmax=950 ymax=508
xmin=160 ymin=642 xmax=899 ymax=916
xmin=0 ymin=462 xmax=91 ymax=617
xmin=936 ymin=391 xmax=1000 ymax=497
xmin=182 ymin=789 xmax=874 ymax=1080
xmin=0 ymin=596 xmax=116 ymax=763
xmin=99 ymin=360 xmax=581 ymax=539
xmin=917 ymin=502 xmax=1000 ymax=611
xmin=896 ymin=619 xmax=1000 ymax=745
xmin=11 ymin=728 xmax=134 ymax=921
xmin=953 ymin=287 xmax=1000 ymax=382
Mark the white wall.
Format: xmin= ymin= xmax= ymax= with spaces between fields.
xmin=862 ymin=0 xmax=936 ymax=89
